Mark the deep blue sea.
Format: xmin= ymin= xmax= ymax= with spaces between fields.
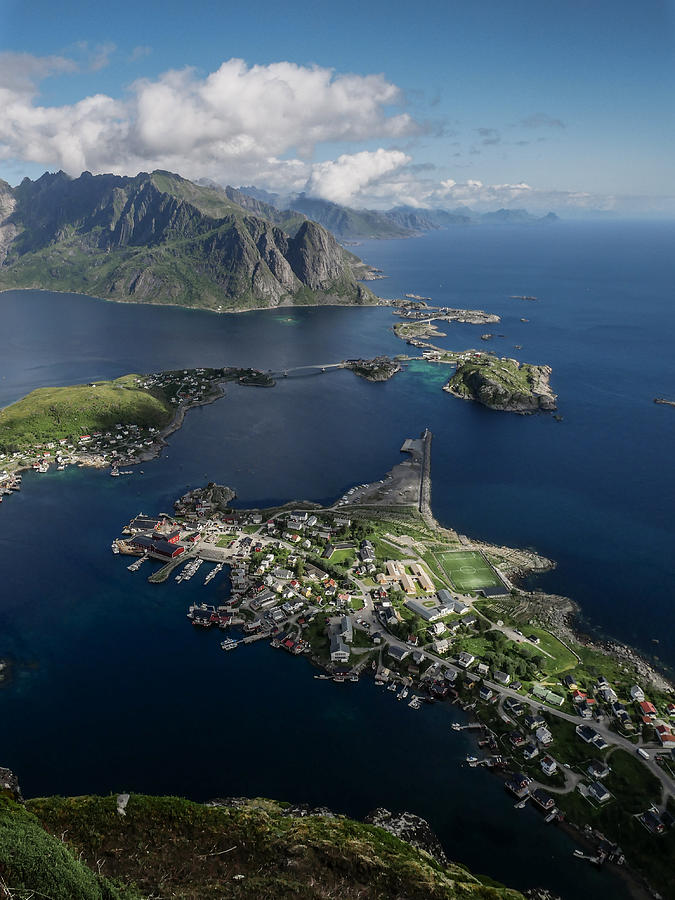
xmin=1 ymin=220 xmax=674 ymax=898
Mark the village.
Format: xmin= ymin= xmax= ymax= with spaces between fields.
xmin=111 ymin=458 xmax=675 ymax=886
xmin=0 ymin=366 xmax=274 ymax=495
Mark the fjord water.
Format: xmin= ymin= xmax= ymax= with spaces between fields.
xmin=1 ymin=220 xmax=674 ymax=898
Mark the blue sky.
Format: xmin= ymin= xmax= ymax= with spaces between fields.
xmin=1 ymin=0 xmax=674 ymax=212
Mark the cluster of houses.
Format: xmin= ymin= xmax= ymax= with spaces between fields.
xmin=136 ymin=367 xmax=228 ymax=406
xmin=1 ymin=418 xmax=164 ymax=478
xmin=560 ymin=673 xmax=675 ymax=746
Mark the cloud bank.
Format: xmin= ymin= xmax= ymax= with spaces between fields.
xmin=0 ymin=53 xmax=418 ymax=202
xmin=1 ymin=52 xmax=666 ymax=214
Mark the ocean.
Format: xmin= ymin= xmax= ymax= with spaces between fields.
xmin=1 ymin=219 xmax=674 ymax=897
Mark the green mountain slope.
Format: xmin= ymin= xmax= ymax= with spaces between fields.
xmin=0 ymin=789 xmax=525 ymax=900
xmin=0 ymin=171 xmax=375 ymax=311
xmin=0 ymin=375 xmax=173 ymax=452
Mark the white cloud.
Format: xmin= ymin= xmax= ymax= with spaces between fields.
xmin=305 ymin=149 xmax=411 ymax=204
xmin=0 ymin=54 xmax=420 ymax=192
xmin=0 ymin=52 xmax=77 ymax=94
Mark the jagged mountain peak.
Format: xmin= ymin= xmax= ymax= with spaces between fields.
xmin=0 ymin=169 xmax=374 ymax=311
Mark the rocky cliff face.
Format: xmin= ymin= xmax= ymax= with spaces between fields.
xmin=0 ymin=170 xmax=374 ymax=311
xmin=0 ymin=180 xmax=18 ymax=266
xmin=445 ymin=356 xmax=557 ymax=413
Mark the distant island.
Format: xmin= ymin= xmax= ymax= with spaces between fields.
xmin=444 ymin=356 xmax=557 ymax=414
xmin=0 ymin=170 xmax=376 ymax=312
xmin=386 ymin=302 xmax=557 ymax=415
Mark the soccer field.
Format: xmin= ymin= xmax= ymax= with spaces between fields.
xmin=435 ymin=550 xmax=505 ymax=593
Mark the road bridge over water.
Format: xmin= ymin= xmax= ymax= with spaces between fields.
xmin=270 ymin=362 xmax=346 ymax=378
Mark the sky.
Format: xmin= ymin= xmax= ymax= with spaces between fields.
xmin=0 ymin=0 xmax=674 ymax=213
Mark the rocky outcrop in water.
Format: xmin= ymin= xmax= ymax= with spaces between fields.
xmin=445 ymin=355 xmax=557 ymax=413
xmin=343 ymin=356 xmax=402 ymax=381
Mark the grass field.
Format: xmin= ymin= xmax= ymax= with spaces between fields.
xmin=435 ymin=550 xmax=504 ymax=593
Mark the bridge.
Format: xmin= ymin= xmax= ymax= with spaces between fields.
xmin=271 ymin=362 xmax=346 ymax=378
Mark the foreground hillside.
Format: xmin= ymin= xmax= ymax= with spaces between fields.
xmin=0 ymin=787 xmax=524 ymax=900
xmin=0 ymin=170 xmax=375 ymax=311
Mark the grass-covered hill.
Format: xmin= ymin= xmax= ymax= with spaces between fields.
xmin=0 ymin=375 xmax=172 ymax=453
xmin=0 ymin=791 xmax=525 ymax=900
xmin=0 ymin=170 xmax=375 ymax=311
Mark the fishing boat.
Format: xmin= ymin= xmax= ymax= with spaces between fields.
xmin=514 ymin=799 xmax=528 ymax=809
xmin=465 ymin=755 xmax=478 ymax=764
xmin=220 ymin=637 xmax=238 ymax=651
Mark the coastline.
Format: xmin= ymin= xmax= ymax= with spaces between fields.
xmin=131 ymin=442 xmax=673 ymax=898
xmin=0 ymin=285 xmax=387 ymax=317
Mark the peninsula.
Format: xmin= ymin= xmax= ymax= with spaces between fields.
xmin=0 ymin=367 xmax=274 ymax=480
xmin=112 ymin=434 xmax=674 ymax=898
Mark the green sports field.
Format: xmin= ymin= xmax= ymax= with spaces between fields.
xmin=435 ymin=550 xmax=505 ymax=594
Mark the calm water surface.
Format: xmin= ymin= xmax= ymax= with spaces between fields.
xmin=2 ymin=221 xmax=674 ymax=898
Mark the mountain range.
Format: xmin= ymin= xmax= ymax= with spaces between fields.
xmin=238 ymin=187 xmax=559 ymax=240
xmin=0 ymin=171 xmax=374 ymax=311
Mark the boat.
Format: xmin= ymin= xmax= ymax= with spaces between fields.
xmin=465 ymin=755 xmax=478 ymax=764
xmin=573 ymin=850 xmax=586 ymax=859
xmin=350 ymin=674 xmax=359 ymax=682
xmin=451 ymin=722 xmax=462 ymax=731
xmin=514 ymin=799 xmax=528 ymax=809
xmin=220 ymin=637 xmax=238 ymax=651
xmin=333 ymin=675 xmax=345 ymax=683
xmin=110 ymin=468 xmax=120 ymax=477
xmin=111 ymin=542 xmax=120 ymax=555
xmin=545 ymin=809 xmax=558 ymax=823
xmin=313 ymin=674 xmax=331 ymax=680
